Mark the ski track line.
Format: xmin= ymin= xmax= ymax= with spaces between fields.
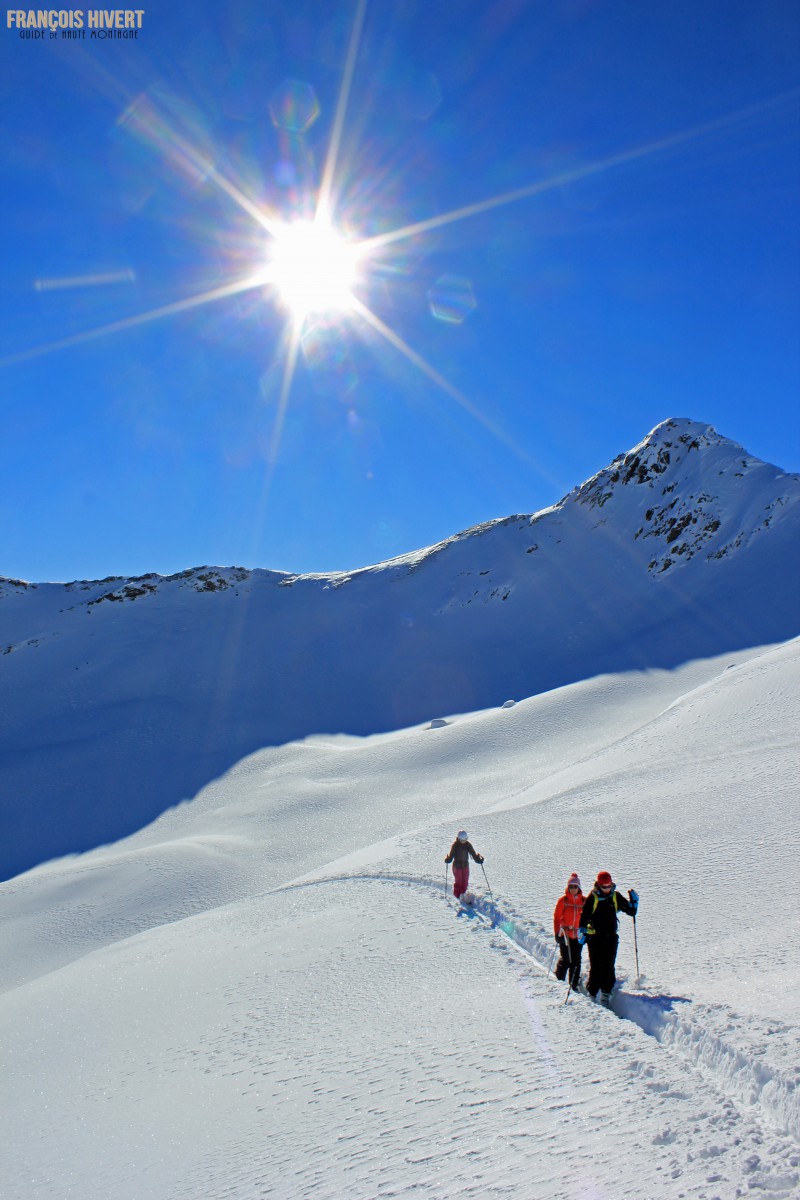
xmin=271 ymin=869 xmax=800 ymax=1144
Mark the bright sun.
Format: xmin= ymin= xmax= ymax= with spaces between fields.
xmin=268 ymin=219 xmax=360 ymax=322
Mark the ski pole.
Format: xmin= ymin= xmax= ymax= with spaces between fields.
xmin=444 ymin=862 xmax=449 ymax=901
xmin=549 ymin=927 xmax=564 ymax=980
xmin=633 ymin=912 xmax=640 ymax=978
xmin=480 ymin=862 xmax=493 ymax=906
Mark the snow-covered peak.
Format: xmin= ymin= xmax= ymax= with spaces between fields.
xmin=564 ymin=416 xmax=798 ymax=576
xmin=634 ymin=415 xmax=735 ymax=453
xmin=572 ymin=416 xmax=782 ymax=501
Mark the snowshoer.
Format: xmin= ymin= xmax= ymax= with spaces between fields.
xmin=578 ymin=870 xmax=639 ymax=1005
xmin=444 ymin=831 xmax=484 ymax=901
xmin=553 ymin=872 xmax=585 ymax=991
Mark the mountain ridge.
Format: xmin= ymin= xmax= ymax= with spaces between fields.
xmin=1 ymin=416 xmax=798 ymax=879
xmin=3 ymin=418 xmax=797 ymax=596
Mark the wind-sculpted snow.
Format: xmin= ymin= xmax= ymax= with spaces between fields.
xmin=300 ymin=871 xmax=800 ymax=1143
xmin=457 ymin=891 xmax=800 ymax=1144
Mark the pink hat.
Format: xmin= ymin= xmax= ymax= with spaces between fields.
xmin=567 ymin=873 xmax=581 ymax=889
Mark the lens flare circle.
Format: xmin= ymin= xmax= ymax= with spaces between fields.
xmin=268 ymin=219 xmax=359 ymax=321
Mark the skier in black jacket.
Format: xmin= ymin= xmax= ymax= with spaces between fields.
xmin=444 ymin=831 xmax=484 ymax=901
xmin=578 ymin=870 xmax=639 ymax=1005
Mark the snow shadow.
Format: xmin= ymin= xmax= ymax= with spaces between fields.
xmin=616 ymin=993 xmax=692 ymax=1019
xmin=3 ymin=523 xmax=798 ymax=881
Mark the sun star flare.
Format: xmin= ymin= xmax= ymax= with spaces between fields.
xmin=267 ymin=219 xmax=361 ymax=322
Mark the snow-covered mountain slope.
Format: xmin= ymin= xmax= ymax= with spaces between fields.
xmin=2 ymin=637 xmax=798 ymax=1200
xmin=1 ymin=417 xmax=798 ymax=879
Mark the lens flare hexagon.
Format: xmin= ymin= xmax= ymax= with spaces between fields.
xmin=268 ymin=80 xmax=321 ymax=134
xmin=427 ymin=274 xmax=477 ymax=324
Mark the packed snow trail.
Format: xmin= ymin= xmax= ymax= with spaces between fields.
xmin=274 ymin=871 xmax=800 ymax=1144
xmin=5 ymin=878 xmax=798 ymax=1200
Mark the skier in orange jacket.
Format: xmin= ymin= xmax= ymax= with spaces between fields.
xmin=553 ymin=872 xmax=585 ymax=991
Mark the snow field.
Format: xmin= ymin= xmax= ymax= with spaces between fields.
xmin=1 ymin=637 xmax=799 ymax=1198
xmin=3 ymin=650 xmax=758 ymax=996
xmin=4 ymin=877 xmax=798 ymax=1199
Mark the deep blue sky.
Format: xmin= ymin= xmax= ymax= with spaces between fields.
xmin=2 ymin=0 xmax=798 ymax=581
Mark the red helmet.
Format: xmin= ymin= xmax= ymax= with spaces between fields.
xmin=596 ymin=870 xmax=613 ymax=888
